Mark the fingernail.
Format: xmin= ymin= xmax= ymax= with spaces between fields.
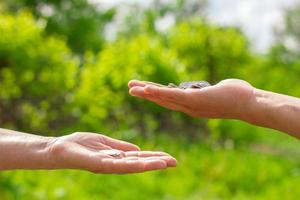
xmin=128 ymin=80 xmax=139 ymax=88
xmin=135 ymin=145 xmax=141 ymax=151
xmin=159 ymin=156 xmax=177 ymax=167
xmin=158 ymin=160 xmax=167 ymax=168
xmin=168 ymin=158 xmax=177 ymax=167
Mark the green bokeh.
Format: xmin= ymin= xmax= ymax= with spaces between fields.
xmin=1 ymin=0 xmax=300 ymax=199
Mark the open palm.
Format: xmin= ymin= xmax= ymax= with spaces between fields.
xmin=48 ymin=132 xmax=176 ymax=174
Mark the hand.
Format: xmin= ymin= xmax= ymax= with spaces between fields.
xmin=48 ymin=132 xmax=177 ymax=174
xmin=128 ymin=79 xmax=255 ymax=120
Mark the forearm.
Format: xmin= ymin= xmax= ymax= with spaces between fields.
xmin=244 ymin=89 xmax=300 ymax=138
xmin=0 ymin=128 xmax=54 ymax=170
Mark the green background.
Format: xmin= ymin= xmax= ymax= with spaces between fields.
xmin=1 ymin=0 xmax=300 ymax=199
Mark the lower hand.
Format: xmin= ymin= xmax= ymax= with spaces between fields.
xmin=48 ymin=132 xmax=177 ymax=174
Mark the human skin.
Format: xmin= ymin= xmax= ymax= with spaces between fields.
xmin=128 ymin=79 xmax=300 ymax=139
xmin=0 ymin=129 xmax=177 ymax=174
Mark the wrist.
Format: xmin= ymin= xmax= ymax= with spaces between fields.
xmin=19 ymin=135 xmax=57 ymax=170
xmin=0 ymin=130 xmax=57 ymax=170
xmin=43 ymin=136 xmax=62 ymax=169
xmin=242 ymin=88 xmax=273 ymax=128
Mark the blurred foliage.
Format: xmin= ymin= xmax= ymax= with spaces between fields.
xmin=71 ymin=20 xmax=250 ymax=138
xmin=117 ymin=0 xmax=206 ymax=37
xmin=283 ymin=3 xmax=300 ymax=51
xmin=0 ymin=11 xmax=78 ymax=134
xmin=168 ymin=21 xmax=250 ymax=83
xmin=2 ymin=0 xmax=115 ymax=54
xmin=73 ymin=35 xmax=183 ymax=135
xmin=0 ymin=3 xmax=252 ymax=138
xmin=261 ymin=3 xmax=300 ymax=95
xmin=1 ymin=0 xmax=300 ymax=199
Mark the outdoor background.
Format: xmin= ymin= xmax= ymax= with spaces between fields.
xmin=1 ymin=0 xmax=300 ymax=199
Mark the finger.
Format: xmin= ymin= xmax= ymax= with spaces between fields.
xmin=142 ymin=93 xmax=192 ymax=113
xmin=124 ymin=151 xmax=170 ymax=157
xmin=143 ymin=81 xmax=167 ymax=87
xmin=123 ymin=156 xmax=177 ymax=167
xmin=122 ymin=159 xmax=167 ymax=174
xmin=132 ymin=87 xmax=213 ymax=118
xmin=84 ymin=143 xmax=113 ymax=152
xmin=100 ymin=136 xmax=140 ymax=151
xmin=144 ymin=85 xmax=188 ymax=103
xmin=101 ymin=158 xmax=167 ymax=174
xmin=128 ymin=80 xmax=166 ymax=88
xmin=125 ymin=151 xmax=177 ymax=167
xmin=128 ymin=80 xmax=146 ymax=88
xmin=130 ymin=86 xmax=179 ymax=107
xmin=129 ymin=86 xmax=146 ymax=97
xmin=154 ymin=98 xmax=191 ymax=113
xmin=142 ymin=159 xmax=168 ymax=171
xmin=153 ymin=99 xmax=201 ymax=117
xmin=130 ymin=86 xmax=192 ymax=114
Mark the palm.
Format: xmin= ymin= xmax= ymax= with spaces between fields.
xmin=49 ymin=132 xmax=177 ymax=174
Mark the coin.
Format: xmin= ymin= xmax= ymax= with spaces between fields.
xmin=168 ymin=81 xmax=211 ymax=89
xmin=100 ymin=150 xmax=123 ymax=158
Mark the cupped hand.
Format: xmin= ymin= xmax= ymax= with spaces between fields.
xmin=128 ymin=79 xmax=255 ymax=120
xmin=47 ymin=132 xmax=177 ymax=174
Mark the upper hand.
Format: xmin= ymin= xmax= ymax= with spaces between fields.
xmin=128 ymin=79 xmax=255 ymax=120
xmin=47 ymin=132 xmax=177 ymax=174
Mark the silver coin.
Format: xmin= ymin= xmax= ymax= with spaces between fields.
xmin=100 ymin=150 xmax=123 ymax=158
xmin=168 ymin=81 xmax=211 ymax=89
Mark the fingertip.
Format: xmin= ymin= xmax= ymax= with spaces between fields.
xmin=128 ymin=80 xmax=148 ymax=89
xmin=129 ymin=88 xmax=135 ymax=96
xmin=129 ymin=144 xmax=141 ymax=151
xmin=129 ymin=86 xmax=144 ymax=96
xmin=135 ymin=145 xmax=141 ymax=151
xmin=145 ymin=160 xmax=167 ymax=171
xmin=119 ymin=141 xmax=141 ymax=152
xmin=167 ymin=157 xmax=177 ymax=167
xmin=157 ymin=160 xmax=168 ymax=169
xmin=157 ymin=155 xmax=177 ymax=167
xmin=128 ymin=80 xmax=139 ymax=88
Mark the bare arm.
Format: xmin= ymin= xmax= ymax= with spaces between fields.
xmin=246 ymin=89 xmax=300 ymax=137
xmin=0 ymin=128 xmax=53 ymax=170
xmin=0 ymin=129 xmax=176 ymax=173
xmin=128 ymin=79 xmax=300 ymax=139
